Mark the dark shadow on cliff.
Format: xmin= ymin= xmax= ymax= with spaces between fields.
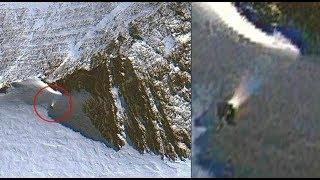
xmin=47 ymin=90 xmax=118 ymax=150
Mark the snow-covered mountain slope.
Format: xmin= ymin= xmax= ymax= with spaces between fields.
xmin=0 ymin=95 xmax=190 ymax=177
xmin=192 ymin=2 xmax=298 ymax=122
xmin=0 ymin=2 xmax=156 ymax=82
xmin=0 ymin=2 xmax=191 ymax=175
xmin=196 ymin=2 xmax=300 ymax=56
xmin=192 ymin=2 xmax=320 ymax=178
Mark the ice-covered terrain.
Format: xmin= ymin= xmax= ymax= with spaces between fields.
xmin=0 ymin=2 xmax=155 ymax=82
xmin=197 ymin=2 xmax=300 ymax=55
xmin=0 ymin=2 xmax=191 ymax=177
xmin=0 ymin=79 xmax=190 ymax=177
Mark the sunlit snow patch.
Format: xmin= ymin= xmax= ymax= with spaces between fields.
xmin=198 ymin=2 xmax=300 ymax=56
xmin=0 ymin=95 xmax=190 ymax=177
xmin=30 ymin=77 xmax=62 ymax=95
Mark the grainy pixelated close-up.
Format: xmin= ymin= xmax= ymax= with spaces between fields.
xmin=192 ymin=2 xmax=320 ymax=178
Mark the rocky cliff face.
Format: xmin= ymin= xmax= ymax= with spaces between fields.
xmin=0 ymin=2 xmax=191 ymax=160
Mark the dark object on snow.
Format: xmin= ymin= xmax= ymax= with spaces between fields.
xmin=216 ymin=101 xmax=236 ymax=126
xmin=0 ymin=85 xmax=10 ymax=94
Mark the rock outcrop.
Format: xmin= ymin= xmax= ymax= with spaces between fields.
xmin=0 ymin=2 xmax=191 ymax=160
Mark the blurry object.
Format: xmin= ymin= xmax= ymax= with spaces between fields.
xmin=0 ymin=83 xmax=10 ymax=94
xmin=216 ymin=101 xmax=236 ymax=131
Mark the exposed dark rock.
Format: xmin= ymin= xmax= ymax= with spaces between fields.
xmin=48 ymin=2 xmax=191 ymax=160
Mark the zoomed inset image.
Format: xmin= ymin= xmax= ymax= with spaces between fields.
xmin=0 ymin=2 xmax=191 ymax=178
xmin=192 ymin=2 xmax=320 ymax=178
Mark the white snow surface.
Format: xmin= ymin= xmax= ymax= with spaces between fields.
xmin=0 ymin=95 xmax=190 ymax=177
xmin=26 ymin=77 xmax=62 ymax=95
xmin=0 ymin=2 xmax=159 ymax=83
xmin=198 ymin=2 xmax=300 ymax=56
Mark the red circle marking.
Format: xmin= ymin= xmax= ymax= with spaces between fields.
xmin=33 ymin=84 xmax=73 ymax=123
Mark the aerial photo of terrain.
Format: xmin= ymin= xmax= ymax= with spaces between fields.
xmin=0 ymin=2 xmax=191 ymax=177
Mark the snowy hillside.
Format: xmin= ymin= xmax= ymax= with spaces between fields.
xmin=0 ymin=2 xmax=191 ymax=177
xmin=0 ymin=93 xmax=190 ymax=177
